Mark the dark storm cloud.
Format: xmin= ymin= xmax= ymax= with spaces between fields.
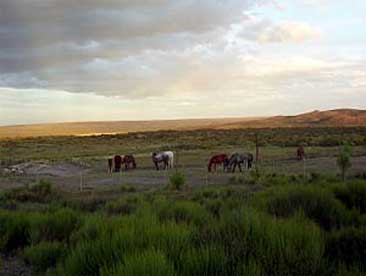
xmin=0 ymin=0 xmax=261 ymax=94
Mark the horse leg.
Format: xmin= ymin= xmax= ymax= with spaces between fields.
xmin=155 ymin=161 xmax=159 ymax=171
xmin=239 ymin=163 xmax=242 ymax=172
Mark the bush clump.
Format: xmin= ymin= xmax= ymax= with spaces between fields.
xmin=333 ymin=181 xmax=366 ymax=214
xmin=0 ymin=210 xmax=30 ymax=252
xmin=106 ymin=196 xmax=140 ymax=215
xmin=169 ymin=172 xmax=186 ymax=190
xmin=326 ymin=227 xmax=366 ymax=268
xmin=102 ymin=249 xmax=174 ymax=276
xmin=3 ymin=180 xmax=55 ymax=203
xmin=23 ymin=241 xmax=65 ymax=273
xmin=29 ymin=208 xmax=81 ymax=243
xmin=257 ymin=185 xmax=356 ymax=230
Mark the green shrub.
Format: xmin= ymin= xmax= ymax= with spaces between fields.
xmin=3 ymin=180 xmax=55 ymax=203
xmin=326 ymin=227 xmax=366 ymax=268
xmin=29 ymin=208 xmax=81 ymax=243
xmin=120 ymin=184 xmax=137 ymax=193
xmin=106 ymin=196 xmax=140 ymax=215
xmin=157 ymin=200 xmax=211 ymax=226
xmin=64 ymin=196 xmax=106 ymax=212
xmin=169 ymin=172 xmax=186 ymax=190
xmin=0 ymin=210 xmax=30 ymax=252
xmin=257 ymin=185 xmax=355 ymax=230
xmin=23 ymin=241 xmax=65 ymax=272
xmin=69 ymin=215 xmax=109 ymax=245
xmin=103 ymin=249 xmax=174 ymax=276
xmin=334 ymin=181 xmax=366 ymax=214
xmin=60 ymin=211 xmax=190 ymax=276
xmin=192 ymin=209 xmax=324 ymax=275
xmin=178 ymin=245 xmax=228 ymax=276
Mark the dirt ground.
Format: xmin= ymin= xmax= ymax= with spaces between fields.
xmin=1 ymin=152 xmax=366 ymax=191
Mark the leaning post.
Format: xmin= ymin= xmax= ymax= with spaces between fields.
xmin=255 ymin=133 xmax=260 ymax=163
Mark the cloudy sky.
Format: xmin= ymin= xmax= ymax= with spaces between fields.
xmin=0 ymin=0 xmax=365 ymax=126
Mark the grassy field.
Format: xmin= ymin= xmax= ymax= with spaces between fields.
xmin=1 ymin=127 xmax=366 ymax=275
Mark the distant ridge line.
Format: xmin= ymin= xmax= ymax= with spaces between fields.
xmin=1 ymin=109 xmax=366 ymax=139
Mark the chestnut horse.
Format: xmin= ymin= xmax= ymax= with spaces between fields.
xmin=122 ymin=155 xmax=137 ymax=170
xmin=208 ymin=154 xmax=229 ymax=172
xmin=108 ymin=155 xmax=136 ymax=173
xmin=297 ymin=146 xmax=305 ymax=160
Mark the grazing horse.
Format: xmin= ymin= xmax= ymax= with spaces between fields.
xmin=208 ymin=154 xmax=229 ymax=172
xmin=152 ymin=151 xmax=174 ymax=170
xmin=122 ymin=155 xmax=137 ymax=170
xmin=297 ymin=146 xmax=305 ymax=160
xmin=113 ymin=155 xmax=123 ymax=172
xmin=227 ymin=153 xmax=254 ymax=173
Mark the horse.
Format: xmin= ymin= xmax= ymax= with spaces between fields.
xmin=152 ymin=151 xmax=174 ymax=170
xmin=227 ymin=153 xmax=254 ymax=173
xmin=122 ymin=155 xmax=137 ymax=170
xmin=113 ymin=155 xmax=123 ymax=172
xmin=208 ymin=154 xmax=229 ymax=172
xmin=297 ymin=146 xmax=305 ymax=160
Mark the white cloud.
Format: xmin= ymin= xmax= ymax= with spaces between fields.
xmin=258 ymin=21 xmax=320 ymax=43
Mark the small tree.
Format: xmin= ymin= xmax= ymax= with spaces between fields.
xmin=337 ymin=144 xmax=352 ymax=182
xmin=169 ymin=171 xmax=186 ymax=190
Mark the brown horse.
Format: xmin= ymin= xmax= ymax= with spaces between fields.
xmin=108 ymin=155 xmax=137 ymax=173
xmin=297 ymin=146 xmax=305 ymax=160
xmin=122 ymin=155 xmax=137 ymax=170
xmin=113 ymin=155 xmax=123 ymax=172
xmin=208 ymin=154 xmax=229 ymax=172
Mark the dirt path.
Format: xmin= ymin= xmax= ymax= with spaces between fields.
xmin=1 ymin=156 xmax=366 ymax=191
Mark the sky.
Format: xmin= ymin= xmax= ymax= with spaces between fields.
xmin=0 ymin=0 xmax=365 ymax=126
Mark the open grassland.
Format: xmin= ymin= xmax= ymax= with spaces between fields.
xmin=1 ymin=126 xmax=366 ymax=275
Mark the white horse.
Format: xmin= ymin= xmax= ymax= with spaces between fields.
xmin=152 ymin=151 xmax=174 ymax=170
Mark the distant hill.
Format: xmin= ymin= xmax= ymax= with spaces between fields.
xmin=217 ymin=109 xmax=366 ymax=129
xmin=1 ymin=109 xmax=365 ymax=139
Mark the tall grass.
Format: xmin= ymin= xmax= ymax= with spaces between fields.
xmin=1 ymin=176 xmax=366 ymax=275
xmin=254 ymin=184 xmax=357 ymax=230
xmin=101 ymin=249 xmax=174 ymax=276
xmin=333 ymin=181 xmax=366 ymax=214
xmin=23 ymin=241 xmax=65 ymax=273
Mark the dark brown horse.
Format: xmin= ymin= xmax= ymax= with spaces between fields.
xmin=297 ymin=146 xmax=305 ymax=160
xmin=113 ymin=155 xmax=123 ymax=172
xmin=108 ymin=155 xmax=137 ymax=173
xmin=122 ymin=155 xmax=137 ymax=170
xmin=208 ymin=154 xmax=229 ymax=172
